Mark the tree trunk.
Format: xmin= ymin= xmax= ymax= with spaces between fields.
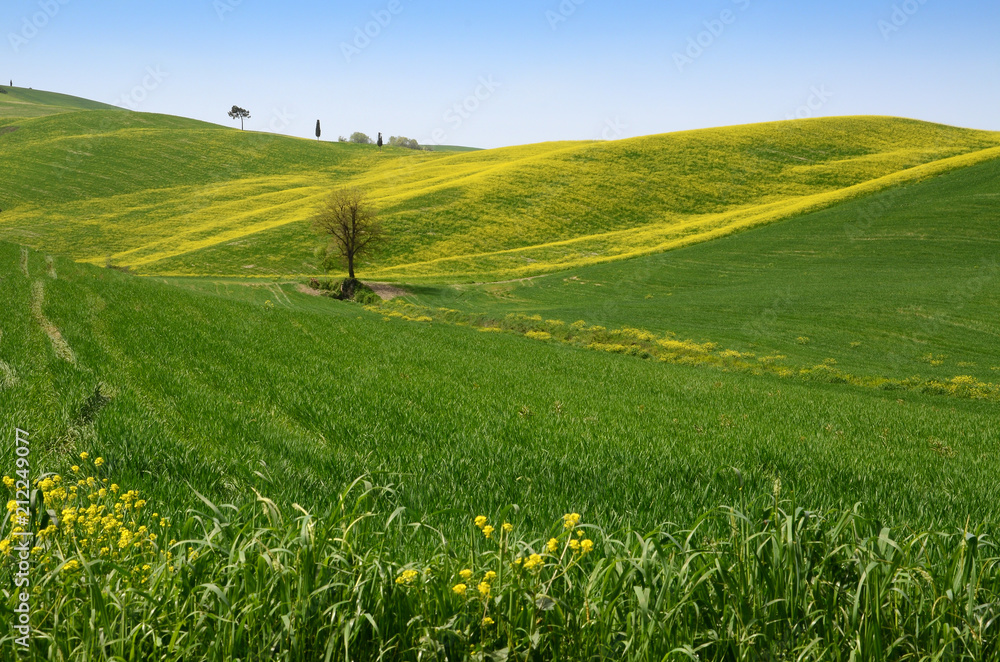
xmin=347 ymin=253 xmax=355 ymax=279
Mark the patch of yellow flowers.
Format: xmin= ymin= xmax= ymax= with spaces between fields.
xmin=1 ymin=452 xmax=168 ymax=583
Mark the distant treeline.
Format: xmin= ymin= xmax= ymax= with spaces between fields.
xmin=339 ymin=132 xmax=431 ymax=150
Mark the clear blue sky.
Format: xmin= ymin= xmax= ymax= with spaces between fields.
xmin=5 ymin=0 xmax=999 ymax=148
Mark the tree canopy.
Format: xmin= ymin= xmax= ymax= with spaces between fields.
xmin=227 ymin=106 xmax=250 ymax=130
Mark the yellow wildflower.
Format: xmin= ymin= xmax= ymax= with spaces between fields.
xmin=71 ymin=466 xmax=80 ymax=473
xmin=474 ymin=515 xmax=487 ymax=529
xmin=395 ymin=569 xmax=419 ymax=586
xmin=546 ymin=538 xmax=559 ymax=553
xmin=62 ymin=560 xmax=81 ymax=573
xmin=563 ymin=513 xmax=581 ymax=529
xmin=94 ymin=457 xmax=105 ymax=467
xmin=569 ymin=539 xmax=581 ymax=552
xmin=482 ymin=617 xmax=495 ymax=626
xmin=482 ymin=525 xmax=494 ymax=539
xmin=477 ymin=582 xmax=490 ymax=597
xmin=502 ymin=522 xmax=513 ymax=533
xmin=524 ymin=554 xmax=543 ymax=570
xmin=460 ymin=569 xmax=473 ymax=580
xmin=3 ymin=476 xmax=15 ymax=489
xmin=484 ymin=570 xmax=497 ymax=583
xmin=581 ymin=539 xmax=594 ymax=554
xmin=452 ymin=583 xmax=468 ymax=596
xmin=79 ymin=452 xmax=89 ymax=460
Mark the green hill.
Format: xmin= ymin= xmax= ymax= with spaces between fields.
xmin=2 ymin=92 xmax=998 ymax=280
xmin=3 ymin=242 xmax=998 ymax=532
xmin=2 ymin=91 xmax=999 ymax=660
xmin=409 ymin=154 xmax=1000 ymax=386
xmin=0 ymin=86 xmax=122 ymax=118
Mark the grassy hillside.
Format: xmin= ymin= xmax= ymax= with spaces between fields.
xmin=2 ymin=92 xmax=999 ymax=280
xmin=2 ymin=242 xmax=998 ymax=535
xmin=409 ymin=155 xmax=1000 ymax=385
xmin=0 ymin=86 xmax=121 ymax=118
xmin=2 ymin=92 xmax=999 ymax=660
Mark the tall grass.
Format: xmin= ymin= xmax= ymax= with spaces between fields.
xmin=2 ymin=470 xmax=997 ymax=661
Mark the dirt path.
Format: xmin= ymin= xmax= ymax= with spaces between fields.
xmin=363 ymin=281 xmax=410 ymax=301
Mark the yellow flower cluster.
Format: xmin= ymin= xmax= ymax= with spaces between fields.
xmin=395 ymin=569 xmax=419 ymax=586
xmin=523 ymin=554 xmax=544 ymax=570
xmin=474 ymin=515 xmax=504 ymax=540
xmin=1 ymin=452 xmax=163 ymax=584
xmin=563 ymin=513 xmax=581 ymax=530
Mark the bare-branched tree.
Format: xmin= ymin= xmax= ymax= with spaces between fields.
xmin=313 ymin=188 xmax=384 ymax=282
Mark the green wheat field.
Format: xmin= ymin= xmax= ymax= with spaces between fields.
xmin=1 ymin=88 xmax=998 ymax=661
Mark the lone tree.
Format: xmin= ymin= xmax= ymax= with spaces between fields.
xmin=228 ymin=105 xmax=251 ymax=130
xmin=349 ymin=131 xmax=372 ymax=144
xmin=315 ymin=119 xmax=321 ymax=140
xmin=313 ymin=188 xmax=385 ymax=291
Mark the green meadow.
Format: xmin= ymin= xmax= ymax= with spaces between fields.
xmin=0 ymin=90 xmax=998 ymax=660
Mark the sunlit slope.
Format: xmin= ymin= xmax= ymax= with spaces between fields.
xmin=0 ymin=86 xmax=121 ymax=118
xmin=2 ymin=98 xmax=999 ymax=279
xmin=86 ymin=118 xmax=1000 ymax=280
xmin=412 ymin=155 xmax=1000 ymax=386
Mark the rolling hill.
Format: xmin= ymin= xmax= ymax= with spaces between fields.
xmin=2 ymin=89 xmax=999 ymax=661
xmin=410 ymin=155 xmax=1000 ymax=385
xmin=3 ymin=89 xmax=999 ymax=281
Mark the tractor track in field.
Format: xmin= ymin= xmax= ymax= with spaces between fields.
xmin=31 ymin=279 xmax=76 ymax=364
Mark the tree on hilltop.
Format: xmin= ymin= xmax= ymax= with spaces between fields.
xmin=228 ymin=105 xmax=251 ymax=130
xmin=349 ymin=132 xmax=372 ymax=144
xmin=313 ymin=188 xmax=385 ymax=289
xmin=315 ymin=120 xmax=321 ymax=141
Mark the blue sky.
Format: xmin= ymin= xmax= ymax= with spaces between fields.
xmin=5 ymin=0 xmax=999 ymax=148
